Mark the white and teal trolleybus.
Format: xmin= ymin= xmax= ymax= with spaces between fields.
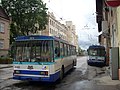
xmin=13 ymin=35 xmax=77 ymax=82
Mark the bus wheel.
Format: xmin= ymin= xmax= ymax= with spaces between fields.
xmin=59 ymin=67 xmax=64 ymax=80
xmin=72 ymin=61 xmax=75 ymax=68
xmin=73 ymin=61 xmax=74 ymax=67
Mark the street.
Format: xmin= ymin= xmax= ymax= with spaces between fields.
xmin=0 ymin=56 xmax=120 ymax=90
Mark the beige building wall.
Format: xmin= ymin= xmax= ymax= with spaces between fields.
xmin=104 ymin=6 xmax=120 ymax=66
xmin=40 ymin=12 xmax=67 ymax=41
xmin=74 ymin=35 xmax=79 ymax=52
xmin=65 ymin=21 xmax=79 ymax=52
xmin=109 ymin=8 xmax=118 ymax=47
xmin=35 ymin=12 xmax=79 ymax=51
xmin=0 ymin=17 xmax=10 ymax=56
xmin=117 ymin=6 xmax=120 ymax=68
xmin=66 ymin=21 xmax=75 ymax=44
xmin=117 ymin=6 xmax=120 ymax=47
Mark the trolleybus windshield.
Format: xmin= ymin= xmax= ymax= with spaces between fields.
xmin=14 ymin=40 xmax=53 ymax=62
xmin=88 ymin=49 xmax=105 ymax=56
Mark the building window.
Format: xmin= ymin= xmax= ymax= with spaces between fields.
xmin=0 ymin=22 xmax=5 ymax=33
xmin=0 ymin=40 xmax=4 ymax=49
xmin=50 ymin=28 xmax=51 ymax=33
xmin=49 ymin=19 xmax=51 ymax=25
xmin=52 ymin=29 xmax=53 ymax=34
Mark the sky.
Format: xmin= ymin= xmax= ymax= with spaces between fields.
xmin=44 ymin=0 xmax=99 ymax=50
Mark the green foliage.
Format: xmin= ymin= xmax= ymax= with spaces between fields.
xmin=78 ymin=47 xmax=85 ymax=56
xmin=0 ymin=57 xmax=13 ymax=64
xmin=1 ymin=0 xmax=48 ymax=44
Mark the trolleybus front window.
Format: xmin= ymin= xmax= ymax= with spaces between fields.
xmin=16 ymin=42 xmax=31 ymax=62
xmin=15 ymin=40 xmax=53 ymax=62
xmin=88 ymin=49 xmax=105 ymax=56
xmin=89 ymin=49 xmax=97 ymax=56
xmin=97 ymin=49 xmax=105 ymax=56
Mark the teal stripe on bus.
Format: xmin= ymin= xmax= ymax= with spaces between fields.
xmin=13 ymin=62 xmax=55 ymax=65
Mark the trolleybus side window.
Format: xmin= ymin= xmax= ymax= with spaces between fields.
xmin=71 ymin=46 xmax=74 ymax=55
xmin=63 ymin=43 xmax=65 ymax=56
xmin=69 ymin=45 xmax=71 ymax=56
xmin=64 ymin=44 xmax=67 ymax=56
xmin=69 ymin=45 xmax=72 ymax=55
xmin=67 ymin=44 xmax=69 ymax=56
xmin=54 ymin=41 xmax=60 ymax=58
xmin=73 ymin=46 xmax=76 ymax=55
xmin=60 ymin=42 xmax=64 ymax=57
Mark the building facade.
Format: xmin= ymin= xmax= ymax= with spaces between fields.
xmin=96 ymin=0 xmax=111 ymax=65
xmin=0 ymin=6 xmax=10 ymax=57
xmin=65 ymin=21 xmax=79 ymax=52
xmin=35 ymin=12 xmax=79 ymax=52
xmin=96 ymin=0 xmax=120 ymax=79
xmin=117 ymin=6 xmax=120 ymax=70
xmin=36 ymin=12 xmax=67 ymax=41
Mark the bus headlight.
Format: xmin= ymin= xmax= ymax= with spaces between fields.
xmin=40 ymin=71 xmax=48 ymax=75
xmin=14 ymin=70 xmax=20 ymax=74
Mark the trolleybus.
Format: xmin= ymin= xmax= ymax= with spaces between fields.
xmin=12 ymin=35 xmax=77 ymax=82
xmin=87 ymin=45 xmax=106 ymax=67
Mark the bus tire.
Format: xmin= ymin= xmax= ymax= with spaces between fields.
xmin=72 ymin=61 xmax=74 ymax=68
xmin=59 ymin=66 xmax=64 ymax=80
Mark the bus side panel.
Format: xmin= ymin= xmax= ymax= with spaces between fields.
xmin=58 ymin=55 xmax=76 ymax=73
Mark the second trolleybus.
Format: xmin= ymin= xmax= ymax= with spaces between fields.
xmin=87 ymin=45 xmax=106 ymax=67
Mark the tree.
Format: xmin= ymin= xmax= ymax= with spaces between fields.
xmin=78 ymin=47 xmax=86 ymax=56
xmin=1 ymin=0 xmax=48 ymax=43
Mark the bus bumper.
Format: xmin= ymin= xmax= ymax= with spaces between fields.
xmin=13 ymin=71 xmax=60 ymax=82
xmin=87 ymin=60 xmax=105 ymax=67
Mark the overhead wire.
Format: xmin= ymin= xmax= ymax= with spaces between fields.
xmin=45 ymin=0 xmax=65 ymax=21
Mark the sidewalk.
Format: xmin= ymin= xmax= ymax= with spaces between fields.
xmin=93 ymin=67 xmax=120 ymax=86
xmin=85 ymin=66 xmax=120 ymax=90
xmin=0 ymin=64 xmax=13 ymax=69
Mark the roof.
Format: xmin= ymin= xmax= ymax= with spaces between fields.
xmin=15 ymin=35 xmax=55 ymax=41
xmin=88 ymin=45 xmax=105 ymax=49
xmin=15 ymin=35 xmax=70 ymax=45
xmin=0 ymin=6 xmax=9 ymax=20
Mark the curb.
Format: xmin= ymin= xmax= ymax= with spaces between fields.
xmin=0 ymin=66 xmax=13 ymax=69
